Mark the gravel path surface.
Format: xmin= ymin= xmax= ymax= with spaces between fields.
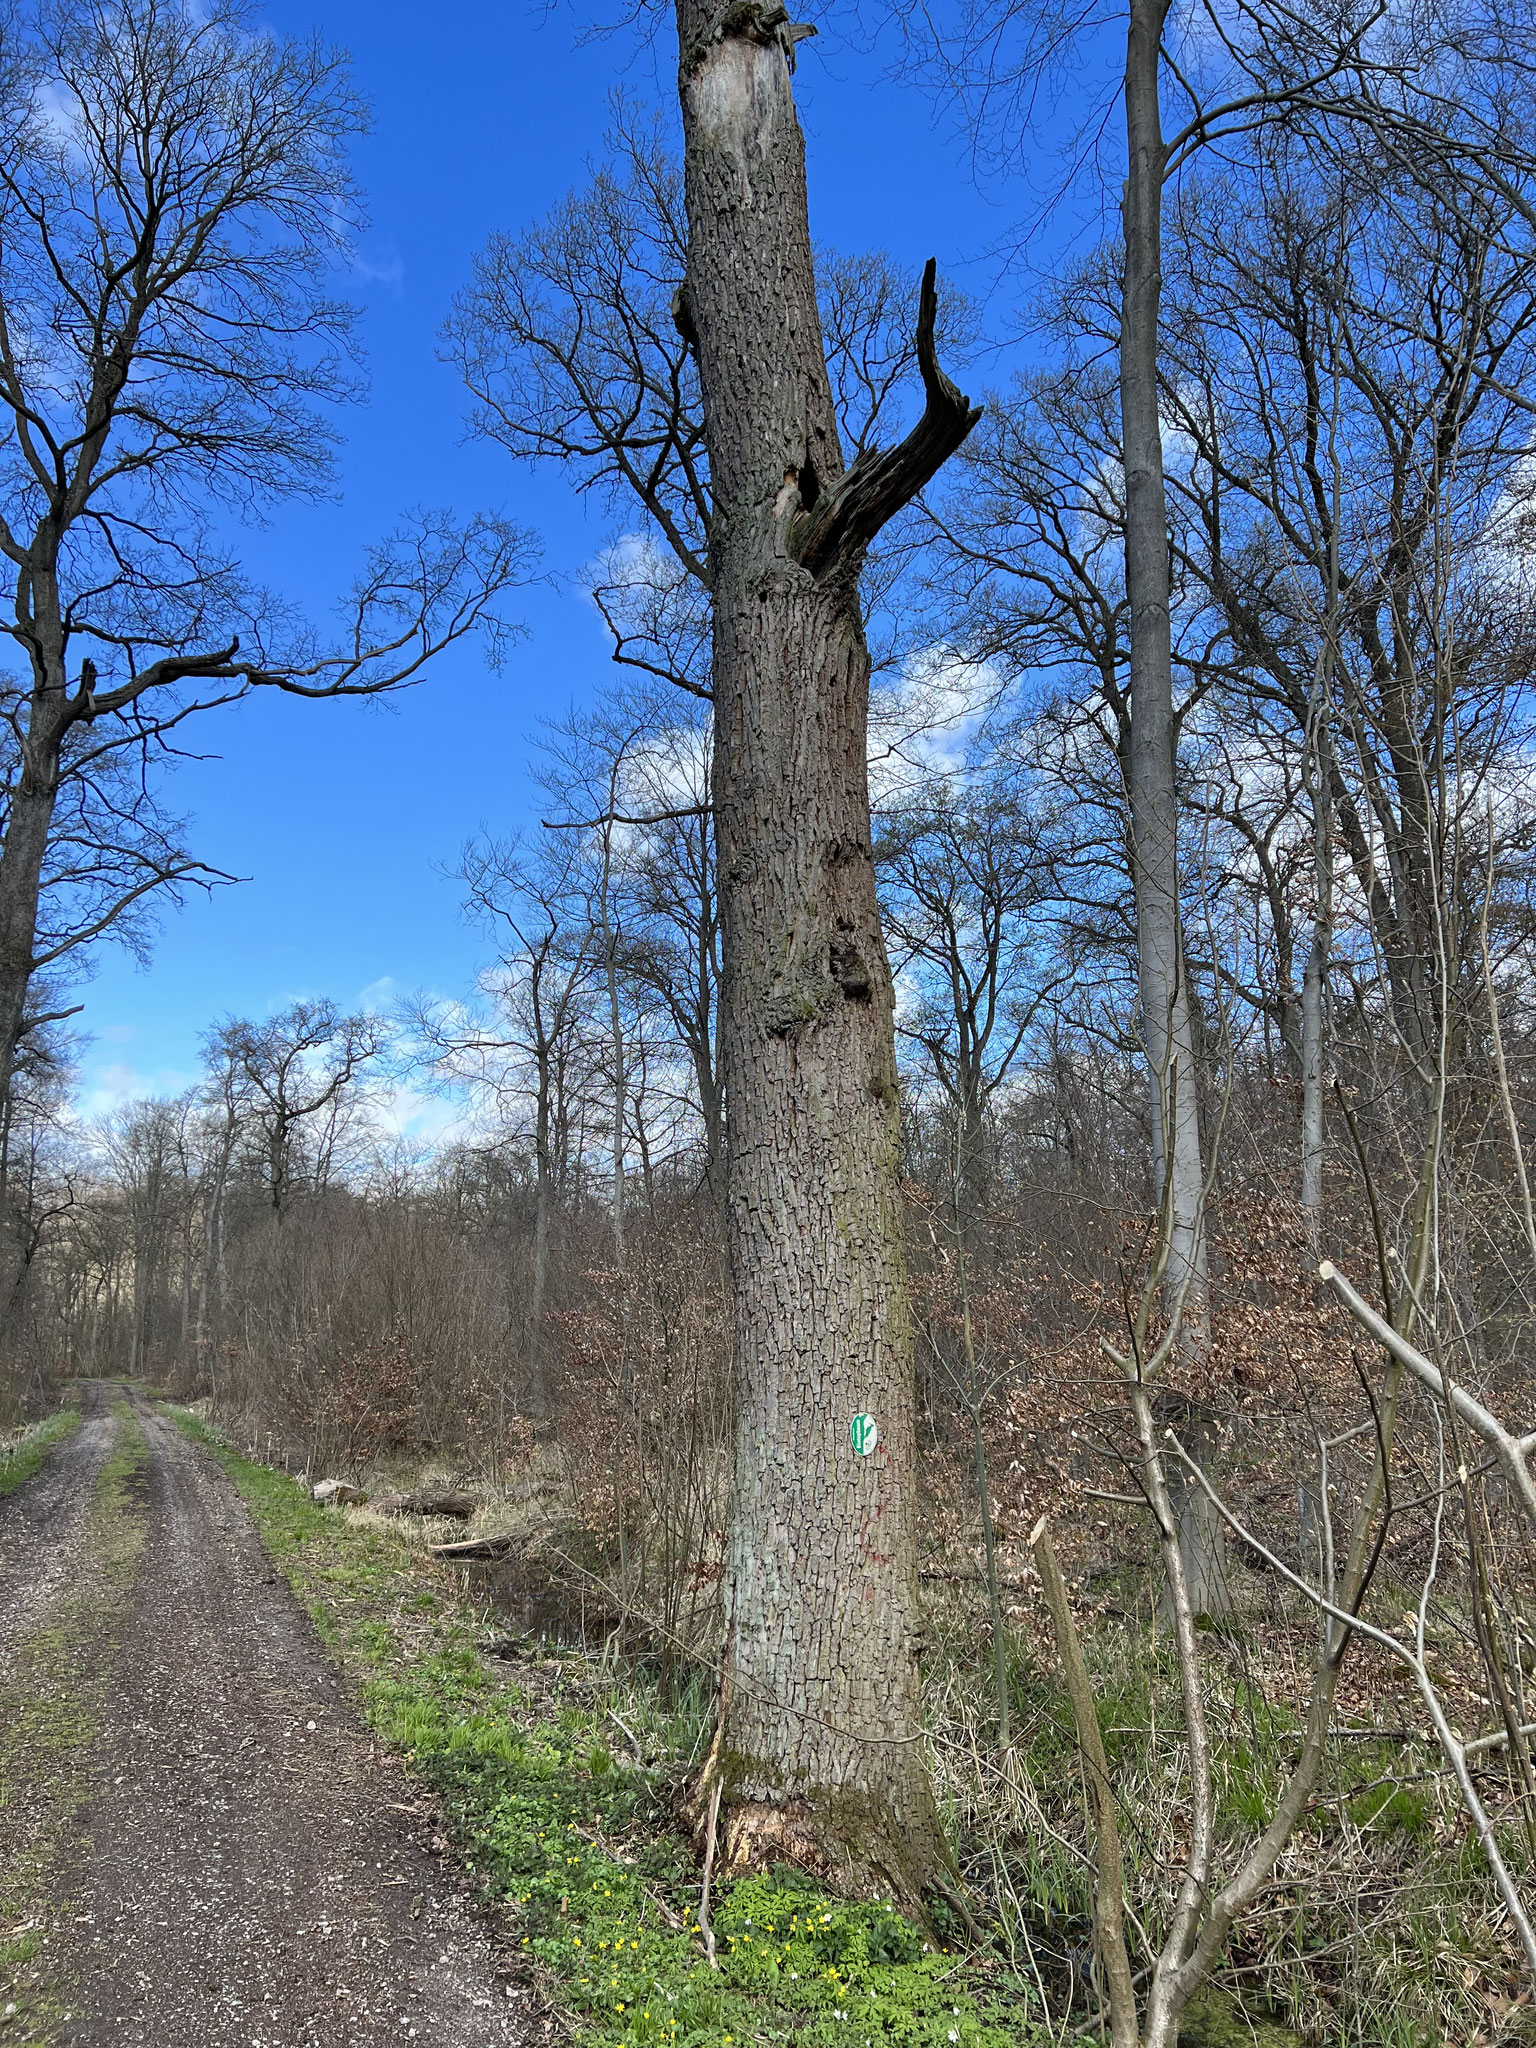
xmin=0 ymin=1384 xmax=529 ymax=2046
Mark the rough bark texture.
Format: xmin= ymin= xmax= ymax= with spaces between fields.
xmin=1156 ymin=1397 xmax=1231 ymax=1623
xmin=1121 ymin=0 xmax=1208 ymax=1341
xmin=674 ymin=0 xmax=976 ymax=1900
xmin=0 ymin=671 xmax=75 ymax=1331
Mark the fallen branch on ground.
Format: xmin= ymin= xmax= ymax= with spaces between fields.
xmin=430 ymin=1534 xmax=515 ymax=1561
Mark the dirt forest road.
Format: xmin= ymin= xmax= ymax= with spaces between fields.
xmin=0 ymin=1382 xmax=527 ymax=2045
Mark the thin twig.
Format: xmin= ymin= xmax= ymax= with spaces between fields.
xmin=1320 ymin=1261 xmax=1536 ymax=1528
xmin=698 ymin=1776 xmax=721 ymax=1970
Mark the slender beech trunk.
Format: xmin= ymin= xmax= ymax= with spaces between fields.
xmin=696 ymin=1042 xmax=725 ymax=1212
xmin=1121 ymin=0 xmax=1207 ymax=1342
xmin=527 ymin=1038 xmax=554 ymax=1423
xmin=1300 ymin=915 xmax=1328 ymax=1250
xmin=596 ymin=814 xmax=632 ymax=1392
xmin=676 ymin=0 xmax=978 ymax=1896
xmin=956 ymin=1077 xmax=988 ymax=1260
xmin=1122 ymin=0 xmax=1228 ymax=1621
xmin=1301 ymin=330 xmax=1344 ymax=1257
xmin=129 ymin=1251 xmax=148 ymax=1377
xmin=196 ymin=1192 xmax=213 ymax=1377
xmin=198 ymin=1123 xmax=236 ymax=1383
xmin=180 ymin=1201 xmax=193 ymax=1353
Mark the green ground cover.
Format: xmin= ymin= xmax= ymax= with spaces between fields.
xmin=167 ymin=1408 xmax=1032 ymax=2048
xmin=166 ymin=1407 xmax=1522 ymax=2046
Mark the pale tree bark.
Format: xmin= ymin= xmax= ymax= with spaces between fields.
xmin=675 ymin=0 xmax=978 ymax=1897
xmin=595 ymin=783 xmax=633 ymax=1391
xmin=197 ymin=1053 xmax=243 ymax=1385
xmin=1299 ymin=858 xmax=1329 ymax=1250
xmin=1122 ymin=0 xmax=1207 ymax=1344
xmin=1297 ymin=252 xmax=1346 ymax=1257
xmin=526 ymin=960 xmax=558 ymax=1425
xmin=1122 ymin=0 xmax=1226 ymax=1621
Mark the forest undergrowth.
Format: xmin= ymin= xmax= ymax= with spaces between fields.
xmin=160 ymin=1399 xmax=1534 ymax=2048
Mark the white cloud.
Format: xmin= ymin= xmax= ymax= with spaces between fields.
xmin=75 ymin=1059 xmax=197 ymax=1121
xmin=346 ymin=244 xmax=405 ymax=294
xmin=357 ymin=974 xmax=400 ymax=1015
xmin=869 ymin=647 xmax=1009 ymax=804
xmin=367 ymin=1079 xmax=474 ymax=1148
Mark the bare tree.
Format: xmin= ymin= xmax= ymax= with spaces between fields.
xmin=443 ymin=113 xmax=962 ymax=707
xmin=536 ymin=686 xmax=724 ymax=1201
xmin=0 ymin=0 xmax=532 ymax=1327
xmin=906 ymin=0 xmax=1536 ymax=1367
xmin=210 ymin=1001 xmax=380 ymax=1220
xmin=1157 ymin=151 xmax=1536 ymax=1115
xmin=428 ymin=836 xmax=596 ymax=1423
xmin=877 ymin=774 xmax=1061 ymax=1241
xmin=105 ymin=1097 xmax=180 ymax=1376
xmin=194 ymin=1036 xmax=244 ymax=1384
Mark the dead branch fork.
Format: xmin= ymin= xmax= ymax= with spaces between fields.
xmin=1320 ymin=1260 xmax=1536 ymax=1529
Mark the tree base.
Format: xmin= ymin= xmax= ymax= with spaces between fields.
xmin=681 ymin=1757 xmax=947 ymax=1916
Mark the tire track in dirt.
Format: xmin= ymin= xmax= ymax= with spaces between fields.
xmin=0 ymin=1384 xmax=150 ymax=2040
xmin=2 ymin=1385 xmax=529 ymax=2046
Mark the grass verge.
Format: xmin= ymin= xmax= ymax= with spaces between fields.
xmin=166 ymin=1406 xmax=1037 ymax=2048
xmin=0 ymin=1402 xmax=81 ymax=1501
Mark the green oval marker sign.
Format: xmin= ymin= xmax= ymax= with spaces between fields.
xmin=850 ymin=1412 xmax=878 ymax=1456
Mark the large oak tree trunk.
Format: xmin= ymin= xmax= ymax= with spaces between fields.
xmin=0 ymin=681 xmax=69 ymax=1355
xmin=675 ymin=0 xmax=977 ymax=1899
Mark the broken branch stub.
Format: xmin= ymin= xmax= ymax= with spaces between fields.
xmin=1028 ymin=1517 xmax=1139 ymax=2048
xmin=791 ymin=260 xmax=982 ymax=577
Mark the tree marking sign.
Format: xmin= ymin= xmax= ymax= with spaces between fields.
xmin=850 ymin=1412 xmax=879 ymax=1456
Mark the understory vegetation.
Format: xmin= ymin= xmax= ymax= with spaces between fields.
xmin=170 ymin=1407 xmax=1019 ymax=2048
xmin=164 ymin=1404 xmax=1534 ymax=2046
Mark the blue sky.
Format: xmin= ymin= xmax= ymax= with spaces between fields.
xmin=74 ymin=0 xmax=1034 ymax=1124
